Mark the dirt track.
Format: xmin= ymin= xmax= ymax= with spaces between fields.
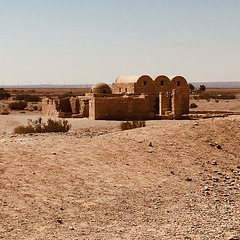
xmin=1 ymin=112 xmax=240 ymax=239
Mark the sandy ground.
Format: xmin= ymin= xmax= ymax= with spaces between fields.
xmin=1 ymin=99 xmax=240 ymax=239
xmin=190 ymin=98 xmax=240 ymax=112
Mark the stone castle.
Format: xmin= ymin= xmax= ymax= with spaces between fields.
xmin=42 ymin=75 xmax=189 ymax=120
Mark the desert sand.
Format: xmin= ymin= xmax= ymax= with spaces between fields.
xmin=1 ymin=98 xmax=240 ymax=239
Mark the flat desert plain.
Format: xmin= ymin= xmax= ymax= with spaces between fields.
xmin=1 ymin=95 xmax=240 ymax=239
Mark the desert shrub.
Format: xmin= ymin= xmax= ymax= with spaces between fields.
xmin=0 ymin=110 xmax=10 ymax=115
xmin=0 ymin=88 xmax=11 ymax=100
xmin=33 ymin=106 xmax=38 ymax=110
xmin=190 ymin=103 xmax=198 ymax=108
xmin=59 ymin=92 xmax=75 ymax=99
xmin=14 ymin=118 xmax=71 ymax=134
xmin=9 ymin=101 xmax=27 ymax=110
xmin=15 ymin=94 xmax=41 ymax=102
xmin=199 ymin=93 xmax=236 ymax=100
xmin=193 ymin=96 xmax=199 ymax=100
xmin=219 ymin=94 xmax=236 ymax=99
xmin=120 ymin=120 xmax=146 ymax=130
xmin=199 ymin=94 xmax=211 ymax=101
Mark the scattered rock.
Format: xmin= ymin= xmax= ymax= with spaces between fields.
xmin=213 ymin=177 xmax=219 ymax=182
xmin=216 ymin=144 xmax=222 ymax=149
xmin=138 ymin=140 xmax=143 ymax=143
xmin=171 ymin=171 xmax=174 ymax=175
xmin=227 ymin=236 xmax=240 ymax=240
xmin=147 ymin=150 xmax=152 ymax=153
xmin=212 ymin=161 xmax=218 ymax=165
xmin=185 ymin=177 xmax=192 ymax=181
xmin=57 ymin=219 xmax=63 ymax=224
xmin=69 ymin=226 xmax=74 ymax=230
xmin=149 ymin=142 xmax=153 ymax=147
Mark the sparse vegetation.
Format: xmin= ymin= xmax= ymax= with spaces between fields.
xmin=0 ymin=109 xmax=10 ymax=115
xmin=190 ymin=103 xmax=198 ymax=108
xmin=9 ymin=101 xmax=28 ymax=110
xmin=15 ymin=94 xmax=41 ymax=102
xmin=0 ymin=88 xmax=11 ymax=100
xmin=120 ymin=120 xmax=146 ymax=130
xmin=189 ymin=83 xmax=195 ymax=93
xmin=200 ymin=85 xmax=206 ymax=93
xmin=194 ymin=93 xmax=236 ymax=101
xmin=14 ymin=118 xmax=71 ymax=134
xmin=59 ymin=92 xmax=76 ymax=99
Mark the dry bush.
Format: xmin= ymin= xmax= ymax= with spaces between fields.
xmin=0 ymin=88 xmax=11 ymax=100
xmin=190 ymin=103 xmax=198 ymax=108
xmin=14 ymin=118 xmax=71 ymax=134
xmin=120 ymin=120 xmax=146 ymax=130
xmin=15 ymin=94 xmax=41 ymax=102
xmin=9 ymin=101 xmax=28 ymax=110
xmin=0 ymin=110 xmax=10 ymax=115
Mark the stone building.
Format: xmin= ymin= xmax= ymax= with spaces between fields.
xmin=42 ymin=75 xmax=189 ymax=120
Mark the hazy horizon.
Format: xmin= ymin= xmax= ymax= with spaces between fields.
xmin=1 ymin=0 xmax=240 ymax=85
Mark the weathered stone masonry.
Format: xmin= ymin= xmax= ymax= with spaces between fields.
xmin=42 ymin=75 xmax=189 ymax=120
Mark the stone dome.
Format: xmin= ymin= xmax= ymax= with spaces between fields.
xmin=90 ymin=83 xmax=112 ymax=94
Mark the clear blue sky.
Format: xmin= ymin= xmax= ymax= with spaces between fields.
xmin=0 ymin=0 xmax=240 ymax=85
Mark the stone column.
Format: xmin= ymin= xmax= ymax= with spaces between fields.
xmin=159 ymin=92 xmax=171 ymax=115
xmin=172 ymin=89 xmax=182 ymax=120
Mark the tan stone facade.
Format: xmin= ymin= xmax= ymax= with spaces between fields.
xmin=42 ymin=75 xmax=189 ymax=120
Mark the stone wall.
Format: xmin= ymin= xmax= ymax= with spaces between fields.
xmin=172 ymin=89 xmax=183 ymax=120
xmin=89 ymin=95 xmax=154 ymax=120
xmin=159 ymin=92 xmax=171 ymax=115
xmin=42 ymin=98 xmax=59 ymax=117
xmin=111 ymin=83 xmax=135 ymax=94
xmin=42 ymin=97 xmax=89 ymax=118
xmin=42 ymin=74 xmax=189 ymax=120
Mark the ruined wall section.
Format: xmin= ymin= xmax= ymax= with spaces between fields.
xmin=70 ymin=97 xmax=90 ymax=117
xmin=78 ymin=98 xmax=89 ymax=117
xmin=42 ymin=98 xmax=59 ymax=117
xmin=172 ymin=89 xmax=183 ymax=120
xmin=159 ymin=92 xmax=171 ymax=115
xmin=89 ymin=95 xmax=153 ymax=120
xmin=43 ymin=96 xmax=90 ymax=118
xmin=70 ymin=97 xmax=79 ymax=114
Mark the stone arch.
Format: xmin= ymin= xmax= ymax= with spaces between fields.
xmin=154 ymin=75 xmax=171 ymax=87
xmin=169 ymin=76 xmax=188 ymax=88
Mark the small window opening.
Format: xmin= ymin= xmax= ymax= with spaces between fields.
xmin=161 ymin=81 xmax=164 ymax=86
xmin=143 ymin=81 xmax=147 ymax=85
xmin=177 ymin=81 xmax=180 ymax=86
xmin=125 ymin=88 xmax=127 ymax=92
xmin=103 ymin=89 xmax=106 ymax=93
xmin=119 ymin=88 xmax=121 ymax=92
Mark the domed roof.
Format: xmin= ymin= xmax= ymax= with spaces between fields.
xmin=90 ymin=83 xmax=112 ymax=94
